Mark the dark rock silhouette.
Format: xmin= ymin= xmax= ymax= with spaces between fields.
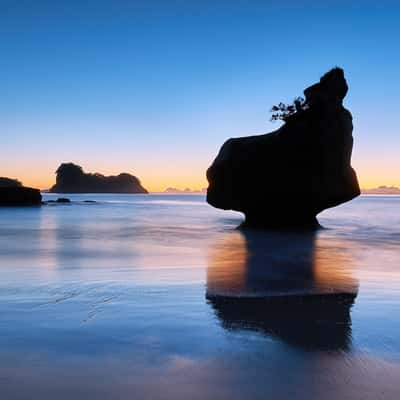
xmin=206 ymin=229 xmax=358 ymax=350
xmin=0 ymin=177 xmax=22 ymax=188
xmin=50 ymin=163 xmax=148 ymax=194
xmin=0 ymin=179 xmax=42 ymax=206
xmin=206 ymin=68 xmax=360 ymax=227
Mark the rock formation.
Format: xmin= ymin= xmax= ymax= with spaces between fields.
xmin=0 ymin=177 xmax=22 ymax=188
xmin=49 ymin=163 xmax=148 ymax=194
xmin=206 ymin=68 xmax=360 ymax=227
xmin=0 ymin=178 xmax=42 ymax=206
xmin=46 ymin=197 xmax=71 ymax=203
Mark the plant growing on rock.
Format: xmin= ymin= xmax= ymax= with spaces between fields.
xmin=270 ymin=96 xmax=308 ymax=122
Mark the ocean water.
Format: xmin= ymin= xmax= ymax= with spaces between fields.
xmin=0 ymin=194 xmax=399 ymax=399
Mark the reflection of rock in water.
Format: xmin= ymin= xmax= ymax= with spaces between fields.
xmin=206 ymin=230 xmax=358 ymax=351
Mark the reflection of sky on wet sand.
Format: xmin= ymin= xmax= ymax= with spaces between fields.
xmin=1 ymin=349 xmax=400 ymax=400
xmin=0 ymin=194 xmax=400 ymax=398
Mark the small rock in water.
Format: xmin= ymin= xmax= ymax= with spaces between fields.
xmin=0 ymin=186 xmax=42 ymax=206
xmin=46 ymin=198 xmax=71 ymax=204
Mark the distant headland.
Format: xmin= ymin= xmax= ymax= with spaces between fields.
xmin=361 ymin=186 xmax=400 ymax=195
xmin=49 ymin=163 xmax=148 ymax=194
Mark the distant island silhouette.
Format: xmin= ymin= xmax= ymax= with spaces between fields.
xmin=0 ymin=177 xmax=42 ymax=206
xmin=163 ymin=187 xmax=207 ymax=194
xmin=206 ymin=67 xmax=360 ymax=228
xmin=361 ymin=186 xmax=400 ymax=195
xmin=49 ymin=163 xmax=148 ymax=194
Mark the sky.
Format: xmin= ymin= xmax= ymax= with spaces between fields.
xmin=1 ymin=0 xmax=399 ymax=191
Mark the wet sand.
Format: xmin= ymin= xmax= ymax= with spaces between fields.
xmin=0 ymin=194 xmax=399 ymax=399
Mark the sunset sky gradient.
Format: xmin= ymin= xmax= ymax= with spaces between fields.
xmin=1 ymin=0 xmax=399 ymax=191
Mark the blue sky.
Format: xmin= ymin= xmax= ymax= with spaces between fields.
xmin=1 ymin=0 xmax=399 ymax=190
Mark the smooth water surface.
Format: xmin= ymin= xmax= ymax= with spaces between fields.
xmin=0 ymin=194 xmax=399 ymax=399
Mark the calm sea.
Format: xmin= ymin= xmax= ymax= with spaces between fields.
xmin=0 ymin=194 xmax=399 ymax=399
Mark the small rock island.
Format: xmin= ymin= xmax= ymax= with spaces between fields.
xmin=49 ymin=163 xmax=148 ymax=194
xmin=206 ymin=68 xmax=360 ymax=227
xmin=0 ymin=177 xmax=42 ymax=206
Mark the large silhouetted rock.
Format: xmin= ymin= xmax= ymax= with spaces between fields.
xmin=0 ymin=178 xmax=42 ymax=206
xmin=49 ymin=163 xmax=148 ymax=194
xmin=206 ymin=68 xmax=360 ymax=227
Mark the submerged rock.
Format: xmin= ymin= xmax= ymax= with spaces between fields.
xmin=0 ymin=186 xmax=42 ymax=206
xmin=206 ymin=68 xmax=360 ymax=227
xmin=49 ymin=163 xmax=148 ymax=194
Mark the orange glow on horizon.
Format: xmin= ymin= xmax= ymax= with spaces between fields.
xmin=2 ymin=161 xmax=399 ymax=193
xmin=8 ymin=174 xmax=400 ymax=192
xmin=18 ymin=174 xmax=400 ymax=193
xmin=10 ymin=171 xmax=209 ymax=193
